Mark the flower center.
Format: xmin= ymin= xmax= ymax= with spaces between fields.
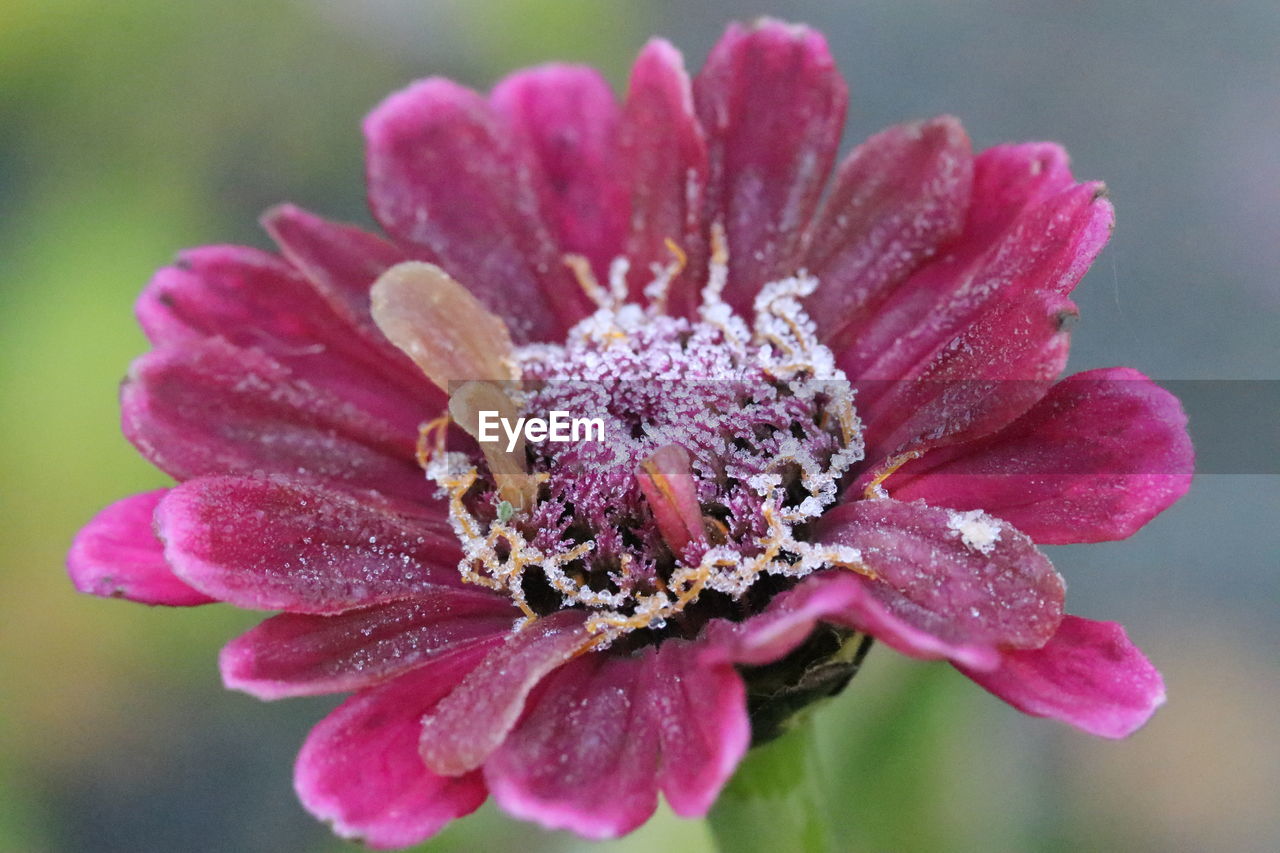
xmin=420 ymin=236 xmax=867 ymax=649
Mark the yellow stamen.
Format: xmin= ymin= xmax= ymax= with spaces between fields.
xmin=564 ymin=254 xmax=611 ymax=308
xmin=862 ymin=450 xmax=924 ymax=500
xmin=415 ymin=414 xmax=450 ymax=470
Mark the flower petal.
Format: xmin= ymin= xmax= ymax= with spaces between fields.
xmin=837 ymin=143 xmax=1112 ymax=384
xmin=816 ymin=499 xmax=1065 ymax=659
xmin=490 ymin=64 xmax=628 ymax=279
xmin=137 ymin=245 xmax=433 ymax=433
xmin=483 ymin=652 xmax=660 ymax=839
xmin=157 ymin=476 xmax=463 ymax=613
xmin=646 ymin=637 xmax=749 ymax=817
xmin=260 ymin=203 xmax=410 ymax=315
xmin=957 ymin=615 xmax=1166 ymax=738
xmin=483 ymin=634 xmax=749 ymax=837
xmin=370 ymin=262 xmax=519 ymax=390
xmin=888 ymin=368 xmax=1194 ymax=543
xmin=121 ymin=338 xmax=428 ymax=503
xmin=295 ymin=646 xmax=492 ymax=849
xmin=363 ymin=77 xmax=588 ymax=342
xmin=418 ymin=609 xmax=589 ymax=776
xmin=803 ymin=116 xmax=974 ymax=354
xmin=725 ymin=570 xmax=999 ymax=672
xmin=221 ymin=590 xmax=516 ymax=699
xmin=854 ymin=289 xmax=1075 ymax=471
xmin=67 ymin=489 xmax=213 ymax=606
xmin=636 ymin=444 xmax=708 ymax=562
xmin=259 ymin=205 xmax=445 ymax=406
xmin=695 ymin=18 xmax=847 ymax=312
xmin=619 ymin=38 xmax=708 ymax=315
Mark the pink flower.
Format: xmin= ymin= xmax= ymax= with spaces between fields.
xmin=68 ymin=18 xmax=1193 ymax=848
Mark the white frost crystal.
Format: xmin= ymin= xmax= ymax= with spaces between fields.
xmin=947 ymin=508 xmax=1003 ymax=554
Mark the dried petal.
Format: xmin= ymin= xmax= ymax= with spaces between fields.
xmin=370 ymin=261 xmax=519 ymax=391
xmin=636 ymin=444 xmax=707 ymax=560
xmin=448 ymin=380 xmax=538 ymax=510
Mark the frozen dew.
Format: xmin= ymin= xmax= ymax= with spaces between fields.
xmin=946 ymin=508 xmax=1003 ymax=554
xmin=421 ymin=231 xmax=872 ymax=649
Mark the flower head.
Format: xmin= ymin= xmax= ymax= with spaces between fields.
xmin=69 ymin=18 xmax=1192 ymax=847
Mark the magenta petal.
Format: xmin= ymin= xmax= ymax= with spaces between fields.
xmin=837 ymin=144 xmax=1112 ymax=384
xmin=958 ymin=615 xmax=1166 ymax=738
xmin=484 ymin=635 xmax=749 ymax=836
xmin=726 ymin=571 xmax=999 ymax=671
xmin=221 ymin=590 xmax=516 ymax=699
xmin=122 ymin=338 xmax=427 ymax=503
xmin=157 ymin=476 xmax=463 ymax=613
xmin=695 ymin=19 xmax=847 ymax=312
xmin=419 ymin=609 xmax=588 ymax=776
xmin=620 ymin=39 xmax=709 ymax=315
xmin=295 ymin=646 xmax=492 ymax=849
xmin=817 ymin=499 xmax=1065 ymax=655
xmin=646 ymin=637 xmax=749 ymax=817
xmin=259 ymin=205 xmax=444 ymax=412
xmin=890 ymin=368 xmax=1194 ymax=544
xmin=363 ymin=77 xmax=588 ymax=342
xmin=854 ymin=290 xmax=1075 ymax=471
xmin=491 ymin=64 xmax=628 ymax=279
xmin=67 ymin=489 xmax=213 ymax=606
xmin=804 ymin=117 xmax=974 ymax=354
xmin=484 ymin=652 xmax=660 ymax=839
xmin=260 ymin=204 xmax=410 ymax=313
xmin=136 ymin=245 xmax=432 ymax=433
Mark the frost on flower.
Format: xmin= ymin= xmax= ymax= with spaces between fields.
xmin=68 ymin=17 xmax=1192 ymax=848
xmin=947 ymin=508 xmax=1003 ymax=554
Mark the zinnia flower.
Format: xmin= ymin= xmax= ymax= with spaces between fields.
xmin=68 ymin=18 xmax=1193 ymax=847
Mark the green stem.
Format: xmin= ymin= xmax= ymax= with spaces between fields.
xmin=706 ymin=718 xmax=830 ymax=853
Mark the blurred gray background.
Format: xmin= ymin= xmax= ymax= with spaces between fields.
xmin=2 ymin=1 xmax=1276 ymax=851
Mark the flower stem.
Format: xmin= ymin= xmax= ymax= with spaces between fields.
xmin=707 ymin=718 xmax=831 ymax=853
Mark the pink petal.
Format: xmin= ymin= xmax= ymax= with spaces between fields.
xmin=221 ymin=590 xmax=516 ymax=699
xmin=723 ymin=570 xmax=1000 ymax=672
xmin=854 ymin=289 xmax=1075 ymax=471
xmin=491 ymin=64 xmax=628 ymax=279
xmin=260 ymin=204 xmax=410 ymax=313
xmin=816 ymin=499 xmax=1065 ymax=658
xmin=804 ymin=116 xmax=974 ymax=354
xmin=363 ymin=77 xmax=589 ymax=342
xmin=295 ymin=646 xmax=492 ymax=849
xmin=889 ymin=368 xmax=1194 ymax=544
xmin=645 ymin=637 xmax=749 ymax=817
xmin=694 ymin=19 xmax=847 ymax=312
xmin=837 ymin=143 xmax=1112 ymax=384
xmin=483 ymin=652 xmax=660 ymax=839
xmin=157 ymin=475 xmax=463 ymax=613
xmin=259 ymin=205 xmax=444 ymax=410
xmin=137 ymin=245 xmax=433 ymax=433
xmin=121 ymin=338 xmax=428 ymax=503
xmin=636 ymin=444 xmax=708 ymax=563
xmin=67 ymin=489 xmax=213 ymax=606
xmin=483 ymin=635 xmax=749 ymax=837
xmin=957 ymin=615 xmax=1166 ymax=738
xmin=619 ymin=38 xmax=708 ymax=315
xmin=418 ymin=609 xmax=588 ymax=776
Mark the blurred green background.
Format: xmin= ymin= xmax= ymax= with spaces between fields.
xmin=2 ymin=1 xmax=1277 ymax=851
